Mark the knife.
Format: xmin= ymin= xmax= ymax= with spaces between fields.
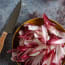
xmin=0 ymin=0 xmax=21 ymax=53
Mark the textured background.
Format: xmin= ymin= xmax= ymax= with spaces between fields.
xmin=0 ymin=0 xmax=65 ymax=65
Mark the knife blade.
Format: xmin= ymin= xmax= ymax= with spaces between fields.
xmin=3 ymin=0 xmax=21 ymax=33
xmin=0 ymin=0 xmax=21 ymax=53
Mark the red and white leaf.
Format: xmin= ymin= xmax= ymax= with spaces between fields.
xmin=28 ymin=25 xmax=39 ymax=31
xmin=41 ymin=25 xmax=50 ymax=43
xmin=19 ymin=30 xmax=23 ymax=35
xmin=50 ymin=38 xmax=65 ymax=45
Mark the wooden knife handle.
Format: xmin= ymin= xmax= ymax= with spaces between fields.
xmin=0 ymin=32 xmax=8 ymax=53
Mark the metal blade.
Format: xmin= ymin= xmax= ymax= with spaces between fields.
xmin=3 ymin=0 xmax=21 ymax=33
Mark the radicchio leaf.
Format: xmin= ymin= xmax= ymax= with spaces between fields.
xmin=28 ymin=25 xmax=40 ymax=31
xmin=8 ymin=13 xmax=65 ymax=65
xmin=41 ymin=25 xmax=50 ymax=43
xmin=43 ymin=13 xmax=65 ymax=38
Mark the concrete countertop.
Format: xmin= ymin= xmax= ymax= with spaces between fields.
xmin=0 ymin=0 xmax=61 ymax=31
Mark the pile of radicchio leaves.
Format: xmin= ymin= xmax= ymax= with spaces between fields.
xmin=8 ymin=14 xmax=65 ymax=65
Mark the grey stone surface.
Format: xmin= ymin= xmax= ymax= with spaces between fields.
xmin=0 ymin=0 xmax=65 ymax=65
xmin=0 ymin=0 xmax=19 ymax=32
